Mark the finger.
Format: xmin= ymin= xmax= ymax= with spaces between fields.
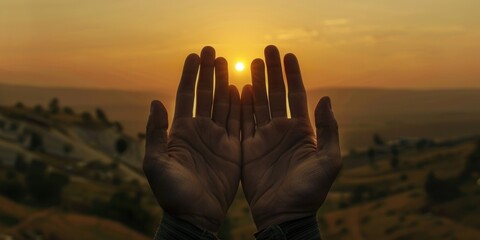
xmin=251 ymin=58 xmax=270 ymax=126
xmin=227 ymin=85 xmax=241 ymax=138
xmin=145 ymin=100 xmax=169 ymax=156
xmin=196 ymin=46 xmax=216 ymax=118
xmin=284 ymin=53 xmax=309 ymax=119
xmin=241 ymin=85 xmax=255 ymax=139
xmin=315 ymin=97 xmax=340 ymax=155
xmin=174 ymin=53 xmax=200 ymax=119
xmin=212 ymin=57 xmax=230 ymax=128
xmin=265 ymin=45 xmax=287 ymax=118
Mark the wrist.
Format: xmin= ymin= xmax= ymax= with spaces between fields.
xmin=254 ymin=212 xmax=316 ymax=231
xmin=255 ymin=215 xmax=320 ymax=240
xmin=155 ymin=213 xmax=219 ymax=240
xmin=172 ymin=213 xmax=221 ymax=233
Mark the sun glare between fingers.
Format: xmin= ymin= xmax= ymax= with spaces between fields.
xmin=235 ymin=62 xmax=245 ymax=72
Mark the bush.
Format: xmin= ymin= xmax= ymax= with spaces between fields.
xmin=0 ymin=179 xmax=27 ymax=201
xmin=95 ymin=108 xmax=109 ymax=124
xmin=425 ymin=171 xmax=460 ymax=202
xmin=218 ymin=217 xmax=232 ymax=239
xmin=14 ymin=155 xmax=28 ymax=172
xmin=81 ymin=112 xmax=93 ymax=122
xmin=27 ymin=131 xmax=44 ymax=152
xmin=63 ymin=107 xmax=75 ymax=115
xmin=26 ymin=160 xmax=70 ymax=205
xmin=92 ymin=191 xmax=153 ymax=234
xmin=115 ymin=138 xmax=129 ymax=155
xmin=49 ymin=98 xmax=60 ymax=114
xmin=15 ymin=102 xmax=25 ymax=109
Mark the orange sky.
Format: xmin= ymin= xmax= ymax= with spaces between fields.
xmin=1 ymin=0 xmax=479 ymax=91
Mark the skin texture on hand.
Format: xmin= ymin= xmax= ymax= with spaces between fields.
xmin=143 ymin=47 xmax=241 ymax=232
xmin=241 ymin=45 xmax=342 ymax=231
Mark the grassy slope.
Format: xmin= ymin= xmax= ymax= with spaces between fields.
xmin=219 ymin=139 xmax=480 ymax=240
xmin=0 ymin=196 xmax=149 ymax=240
xmin=320 ymin=141 xmax=480 ymax=240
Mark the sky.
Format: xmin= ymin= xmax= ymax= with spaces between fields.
xmin=1 ymin=0 xmax=479 ymax=92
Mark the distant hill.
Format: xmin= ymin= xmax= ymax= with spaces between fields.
xmin=2 ymin=83 xmax=480 ymax=151
xmin=307 ymin=88 xmax=480 ymax=151
xmin=0 ymin=83 xmax=174 ymax=137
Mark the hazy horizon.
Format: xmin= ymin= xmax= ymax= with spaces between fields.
xmin=2 ymin=81 xmax=480 ymax=94
xmin=2 ymin=83 xmax=480 ymax=152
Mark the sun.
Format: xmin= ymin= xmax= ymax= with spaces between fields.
xmin=235 ymin=62 xmax=245 ymax=72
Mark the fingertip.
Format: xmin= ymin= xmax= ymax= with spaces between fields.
xmin=323 ymin=96 xmax=332 ymax=110
xmin=150 ymin=100 xmax=168 ymax=129
xmin=242 ymin=84 xmax=253 ymax=94
xmin=150 ymin=100 xmax=163 ymax=113
xmin=201 ymin=46 xmax=216 ymax=58
xmin=251 ymin=58 xmax=265 ymax=69
xmin=284 ymin=53 xmax=298 ymax=65
xmin=229 ymin=85 xmax=240 ymax=100
xmin=215 ymin=57 xmax=228 ymax=67
xmin=315 ymin=96 xmax=333 ymax=127
xmin=316 ymin=96 xmax=331 ymax=111
xmin=186 ymin=53 xmax=200 ymax=62
xmin=265 ymin=45 xmax=279 ymax=54
xmin=242 ymin=85 xmax=253 ymax=100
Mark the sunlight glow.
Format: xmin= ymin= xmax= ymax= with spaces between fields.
xmin=235 ymin=62 xmax=245 ymax=72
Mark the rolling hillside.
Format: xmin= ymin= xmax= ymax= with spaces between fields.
xmin=2 ymin=83 xmax=480 ymax=151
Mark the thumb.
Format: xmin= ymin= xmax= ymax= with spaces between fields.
xmin=145 ymin=100 xmax=169 ymax=156
xmin=315 ymin=96 xmax=339 ymax=154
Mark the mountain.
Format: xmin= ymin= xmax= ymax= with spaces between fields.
xmin=2 ymin=83 xmax=480 ymax=151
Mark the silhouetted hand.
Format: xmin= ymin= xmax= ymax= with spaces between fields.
xmin=241 ymin=45 xmax=342 ymax=230
xmin=144 ymin=47 xmax=241 ymax=232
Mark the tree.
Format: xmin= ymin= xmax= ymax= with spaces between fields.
xmin=390 ymin=156 xmax=399 ymax=170
xmin=115 ymin=138 xmax=128 ymax=155
xmin=49 ymin=98 xmax=60 ymax=114
xmin=425 ymin=171 xmax=460 ymax=202
xmin=14 ymin=155 xmax=28 ymax=172
xmin=218 ymin=217 xmax=232 ymax=239
xmin=351 ymin=185 xmax=367 ymax=203
xmin=92 ymin=191 xmax=153 ymax=234
xmin=44 ymin=171 xmax=70 ymax=204
xmin=81 ymin=112 xmax=93 ymax=122
xmin=416 ymin=138 xmax=433 ymax=151
xmin=28 ymin=131 xmax=44 ymax=152
xmin=34 ymin=105 xmax=44 ymax=113
xmin=63 ymin=107 xmax=74 ymax=115
xmin=0 ymin=179 xmax=26 ymax=201
xmin=390 ymin=145 xmax=400 ymax=169
xmin=368 ymin=147 xmax=376 ymax=165
xmin=95 ymin=108 xmax=109 ymax=124
xmin=373 ymin=133 xmax=385 ymax=146
xmin=25 ymin=160 xmax=47 ymax=202
xmin=63 ymin=144 xmax=73 ymax=155
xmin=113 ymin=121 xmax=123 ymax=132
xmin=460 ymin=139 xmax=480 ymax=180
xmin=15 ymin=102 xmax=25 ymax=109
xmin=25 ymin=160 xmax=70 ymax=205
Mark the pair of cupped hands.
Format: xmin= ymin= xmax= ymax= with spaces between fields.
xmin=143 ymin=45 xmax=342 ymax=232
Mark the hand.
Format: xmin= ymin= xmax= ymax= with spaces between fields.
xmin=143 ymin=47 xmax=241 ymax=232
xmin=241 ymin=45 xmax=342 ymax=230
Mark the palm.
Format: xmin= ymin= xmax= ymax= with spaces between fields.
xmin=144 ymin=47 xmax=241 ymax=232
xmin=243 ymin=118 xmax=337 ymax=229
xmin=241 ymin=46 xmax=341 ymax=230
xmin=159 ymin=119 xmax=240 ymax=220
